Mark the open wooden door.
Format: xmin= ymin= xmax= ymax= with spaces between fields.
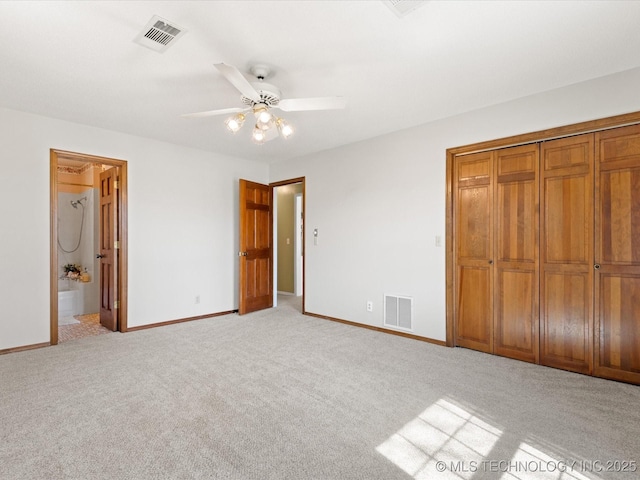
xmin=239 ymin=179 xmax=273 ymax=314
xmin=99 ymin=167 xmax=119 ymax=331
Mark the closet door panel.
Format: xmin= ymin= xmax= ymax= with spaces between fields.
xmin=540 ymin=135 xmax=593 ymax=374
xmin=493 ymin=145 xmax=539 ymax=363
xmin=544 ymin=176 xmax=589 ymax=263
xmin=456 ymin=266 xmax=492 ymax=352
xmin=494 ymin=267 xmax=536 ymax=361
xmin=599 ymin=168 xmax=640 ymax=265
xmin=597 ymin=274 xmax=640 ymax=377
xmin=496 ymin=181 xmax=536 ymax=263
xmin=454 ymin=152 xmax=494 ymax=352
xmin=458 ymin=186 xmax=491 ymax=260
xmin=595 ymin=124 xmax=640 ymax=384
xmin=542 ymin=272 xmax=591 ymax=370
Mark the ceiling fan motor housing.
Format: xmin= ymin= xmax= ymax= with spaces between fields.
xmin=241 ymin=82 xmax=281 ymax=108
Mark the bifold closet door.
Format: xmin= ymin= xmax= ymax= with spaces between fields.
xmin=454 ymin=144 xmax=538 ymax=363
xmin=594 ymin=124 xmax=640 ymax=384
xmin=540 ymin=135 xmax=594 ymax=374
xmin=492 ymin=145 xmax=539 ymax=363
xmin=454 ymin=151 xmax=494 ymax=353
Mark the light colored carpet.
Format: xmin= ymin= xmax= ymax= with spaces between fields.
xmin=1 ymin=295 xmax=638 ymax=480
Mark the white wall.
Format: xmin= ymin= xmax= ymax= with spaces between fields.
xmin=4 ymin=67 xmax=640 ymax=350
xmin=0 ymin=107 xmax=267 ymax=350
xmin=270 ymin=67 xmax=640 ymax=342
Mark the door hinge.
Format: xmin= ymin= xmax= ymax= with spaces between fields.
xmin=114 ymin=180 xmax=119 ymax=189
xmin=113 ymin=300 xmax=120 ymax=309
xmin=114 ymin=240 xmax=120 ymax=249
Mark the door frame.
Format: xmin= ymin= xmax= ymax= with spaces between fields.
xmin=270 ymin=177 xmax=306 ymax=313
xmin=50 ymin=149 xmax=128 ymax=345
xmin=294 ymin=192 xmax=303 ymax=296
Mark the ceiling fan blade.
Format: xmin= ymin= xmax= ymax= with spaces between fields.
xmin=277 ymin=96 xmax=346 ymax=112
xmin=214 ymin=63 xmax=261 ymax=103
xmin=181 ymin=107 xmax=246 ymax=118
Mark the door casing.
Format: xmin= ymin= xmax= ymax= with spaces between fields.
xmin=238 ymin=177 xmax=306 ymax=314
xmin=294 ymin=193 xmax=303 ymax=297
xmin=50 ymin=149 xmax=128 ymax=345
xmin=270 ymin=177 xmax=305 ymax=312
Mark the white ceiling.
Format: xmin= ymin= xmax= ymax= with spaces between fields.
xmin=1 ymin=1 xmax=640 ymax=164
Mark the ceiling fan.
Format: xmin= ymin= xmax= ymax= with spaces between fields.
xmin=182 ymin=63 xmax=346 ymax=144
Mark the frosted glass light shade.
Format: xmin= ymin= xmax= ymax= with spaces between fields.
xmin=252 ymin=126 xmax=266 ymax=144
xmin=277 ymin=118 xmax=294 ymax=139
xmin=225 ymin=113 xmax=245 ymax=133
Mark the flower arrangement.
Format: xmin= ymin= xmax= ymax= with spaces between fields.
xmin=62 ymin=263 xmax=82 ymax=281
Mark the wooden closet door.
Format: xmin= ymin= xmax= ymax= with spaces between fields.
xmin=454 ymin=151 xmax=494 ymax=353
xmin=493 ymin=144 xmax=539 ymax=363
xmin=594 ymin=125 xmax=640 ymax=384
xmin=540 ymin=135 xmax=594 ymax=374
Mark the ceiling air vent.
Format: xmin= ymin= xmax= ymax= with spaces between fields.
xmin=134 ymin=15 xmax=186 ymax=52
xmin=382 ymin=0 xmax=428 ymax=18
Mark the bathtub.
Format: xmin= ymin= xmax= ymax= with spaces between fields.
xmin=58 ymin=289 xmax=79 ymax=318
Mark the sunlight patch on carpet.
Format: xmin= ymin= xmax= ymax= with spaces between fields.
xmin=376 ymin=398 xmax=599 ymax=480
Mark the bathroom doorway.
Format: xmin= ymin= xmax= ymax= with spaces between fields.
xmin=50 ymin=150 xmax=128 ymax=345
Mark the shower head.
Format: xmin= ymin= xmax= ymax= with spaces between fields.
xmin=70 ymin=197 xmax=87 ymax=209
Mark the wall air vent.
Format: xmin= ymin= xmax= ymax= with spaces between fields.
xmin=134 ymin=15 xmax=186 ymax=53
xmin=382 ymin=0 xmax=428 ymax=18
xmin=384 ymin=295 xmax=413 ymax=331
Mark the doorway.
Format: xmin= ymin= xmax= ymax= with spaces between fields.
xmin=271 ymin=178 xmax=305 ymax=312
xmin=50 ymin=149 xmax=128 ymax=345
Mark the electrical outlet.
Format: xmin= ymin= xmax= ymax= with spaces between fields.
xmin=435 ymin=235 xmax=442 ymax=247
xmin=367 ymin=301 xmax=373 ymax=312
xmin=195 ymin=295 xmax=200 ymax=304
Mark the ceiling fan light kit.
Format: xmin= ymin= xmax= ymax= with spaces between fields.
xmin=252 ymin=125 xmax=267 ymax=145
xmin=233 ymin=92 xmax=293 ymax=144
xmin=224 ymin=113 xmax=246 ymax=133
xmin=276 ymin=118 xmax=294 ymax=139
xmin=254 ymin=106 xmax=274 ymax=130
xmin=182 ymin=63 xmax=345 ymax=145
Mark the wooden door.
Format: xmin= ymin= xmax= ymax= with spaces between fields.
xmin=99 ymin=167 xmax=118 ymax=331
xmin=493 ymin=144 xmax=539 ymax=363
xmin=239 ymin=179 xmax=273 ymax=314
xmin=540 ymin=135 xmax=594 ymax=374
xmin=594 ymin=125 xmax=640 ymax=384
xmin=454 ymin=151 xmax=494 ymax=353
